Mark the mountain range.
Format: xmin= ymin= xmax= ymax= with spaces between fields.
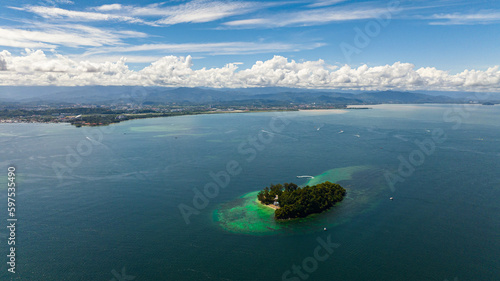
xmin=0 ymin=86 xmax=498 ymax=106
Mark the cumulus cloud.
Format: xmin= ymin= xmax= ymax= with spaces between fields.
xmin=0 ymin=50 xmax=499 ymax=92
xmin=0 ymin=50 xmax=132 ymax=86
xmin=0 ymin=54 xmax=7 ymax=71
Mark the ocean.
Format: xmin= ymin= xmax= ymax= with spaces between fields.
xmin=0 ymin=104 xmax=498 ymax=281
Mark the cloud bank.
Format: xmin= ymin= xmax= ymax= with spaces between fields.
xmin=0 ymin=50 xmax=499 ymax=92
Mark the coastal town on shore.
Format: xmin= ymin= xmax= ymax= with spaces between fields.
xmin=0 ymin=102 xmax=353 ymax=126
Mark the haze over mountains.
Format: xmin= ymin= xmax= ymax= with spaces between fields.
xmin=0 ymin=86 xmax=498 ymax=106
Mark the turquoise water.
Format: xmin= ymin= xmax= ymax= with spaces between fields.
xmin=0 ymin=104 xmax=498 ymax=280
xmin=214 ymin=165 xmax=381 ymax=235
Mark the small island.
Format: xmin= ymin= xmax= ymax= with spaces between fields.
xmin=257 ymin=181 xmax=346 ymax=220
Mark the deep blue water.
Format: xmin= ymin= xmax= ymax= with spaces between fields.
xmin=0 ymin=104 xmax=498 ymax=281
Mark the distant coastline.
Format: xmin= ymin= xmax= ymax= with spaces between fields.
xmin=5 ymin=87 xmax=496 ymax=127
xmin=0 ymin=101 xmax=495 ymax=127
xmin=0 ymin=103 xmax=353 ymax=127
xmin=0 ymin=108 xmax=298 ymax=127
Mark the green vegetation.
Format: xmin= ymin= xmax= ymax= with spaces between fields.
xmin=70 ymin=111 xmax=199 ymax=127
xmin=0 ymin=105 xmax=298 ymax=127
xmin=257 ymin=181 xmax=346 ymax=220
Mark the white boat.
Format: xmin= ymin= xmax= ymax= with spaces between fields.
xmin=296 ymin=175 xmax=314 ymax=179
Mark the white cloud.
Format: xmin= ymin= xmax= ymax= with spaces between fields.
xmin=428 ymin=11 xmax=500 ymax=25
xmin=12 ymin=1 xmax=405 ymax=29
xmin=222 ymin=18 xmax=267 ymax=26
xmin=0 ymin=50 xmax=132 ymax=86
xmin=0 ymin=35 xmax=56 ymax=49
xmin=0 ymin=54 xmax=7 ymax=71
xmin=0 ymin=51 xmax=499 ymax=91
xmin=148 ymin=0 xmax=261 ymax=25
xmin=308 ymin=0 xmax=348 ymax=8
xmin=71 ymin=55 xmax=164 ymax=64
xmin=0 ymin=24 xmax=147 ymax=49
xmin=12 ymin=1 xmax=266 ymax=26
xmin=42 ymin=0 xmax=75 ymax=4
xmin=224 ymin=4 xmax=399 ymax=28
xmin=82 ymin=41 xmax=325 ymax=56
xmin=94 ymin=4 xmax=123 ymax=12
xmin=12 ymin=5 xmax=154 ymax=25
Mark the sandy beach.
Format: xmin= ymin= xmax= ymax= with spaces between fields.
xmin=259 ymin=201 xmax=280 ymax=210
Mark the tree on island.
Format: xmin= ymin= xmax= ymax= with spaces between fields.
xmin=257 ymin=181 xmax=346 ymax=220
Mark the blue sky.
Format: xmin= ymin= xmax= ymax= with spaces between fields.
xmin=0 ymin=0 xmax=499 ymax=90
